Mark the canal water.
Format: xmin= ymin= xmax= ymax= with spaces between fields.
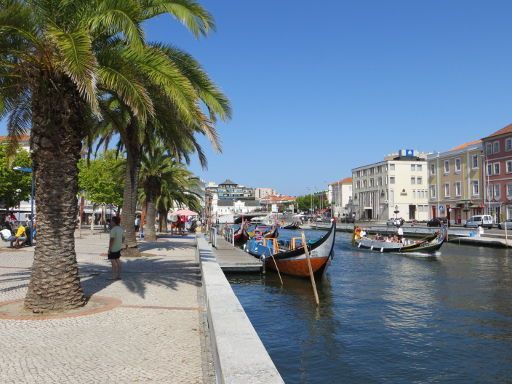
xmin=228 ymin=230 xmax=512 ymax=383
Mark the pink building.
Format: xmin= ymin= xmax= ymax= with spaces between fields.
xmin=482 ymin=124 xmax=512 ymax=221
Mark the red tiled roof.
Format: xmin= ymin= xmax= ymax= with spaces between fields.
xmin=261 ymin=195 xmax=296 ymax=202
xmin=0 ymin=134 xmax=29 ymax=142
xmin=330 ymin=177 xmax=352 ymax=185
xmin=449 ymin=139 xmax=481 ymax=151
xmin=483 ymin=123 xmax=512 ymax=139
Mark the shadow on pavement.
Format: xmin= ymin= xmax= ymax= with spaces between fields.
xmin=79 ymin=257 xmax=201 ymax=298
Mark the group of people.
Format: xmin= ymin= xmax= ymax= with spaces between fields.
xmin=355 ymin=226 xmax=406 ymax=244
xmin=1 ymin=212 xmax=36 ymax=248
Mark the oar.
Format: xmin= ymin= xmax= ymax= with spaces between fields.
xmin=301 ymin=231 xmax=320 ymax=306
xmin=267 ymin=240 xmax=283 ymax=286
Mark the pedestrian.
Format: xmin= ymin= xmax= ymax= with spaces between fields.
xmin=134 ymin=215 xmax=140 ymax=233
xmin=108 ymin=216 xmax=124 ymax=280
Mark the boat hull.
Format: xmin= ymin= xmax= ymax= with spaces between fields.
xmin=266 ymin=255 xmax=330 ymax=277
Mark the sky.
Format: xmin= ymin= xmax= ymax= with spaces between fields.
xmin=3 ymin=0 xmax=512 ymax=196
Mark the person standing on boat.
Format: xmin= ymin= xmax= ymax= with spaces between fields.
xmin=397 ymin=226 xmax=404 ymax=241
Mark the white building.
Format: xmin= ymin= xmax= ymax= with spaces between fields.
xmin=352 ymin=150 xmax=429 ymax=221
xmin=328 ymin=177 xmax=353 ymax=218
xmin=255 ymin=187 xmax=276 ymax=200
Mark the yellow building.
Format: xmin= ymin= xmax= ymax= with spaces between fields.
xmin=427 ymin=140 xmax=484 ymax=224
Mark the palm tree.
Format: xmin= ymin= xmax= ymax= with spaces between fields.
xmin=138 ymin=140 xmax=201 ymax=240
xmin=0 ymin=0 xmax=218 ymax=312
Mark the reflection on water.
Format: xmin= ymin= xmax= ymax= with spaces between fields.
xmin=228 ymin=231 xmax=512 ymax=383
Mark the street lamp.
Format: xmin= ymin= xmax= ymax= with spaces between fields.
xmin=13 ymin=166 xmax=34 ymax=244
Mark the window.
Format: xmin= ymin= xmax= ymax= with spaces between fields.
xmin=390 ymin=176 xmax=395 ymax=184
xmin=494 ymin=183 xmax=501 ymax=198
xmin=417 ymin=164 xmax=422 ymax=171
xmin=370 ymin=168 xmax=374 ymax=175
xmin=493 ymin=141 xmax=500 ymax=154
xmin=507 ymin=138 xmax=512 ymax=151
xmin=507 ymin=160 xmax=512 ymax=173
xmin=487 ymin=163 xmax=493 ymax=176
xmin=390 ymin=163 xmax=395 ymax=171
xmin=356 ymin=171 xmax=360 ymax=177
xmin=444 ymin=183 xmax=450 ymax=197
xmin=411 ymin=177 xmax=416 ymax=185
xmin=472 ymin=180 xmax=479 ymax=196
xmin=356 ymin=181 xmax=360 ymax=189
xmin=370 ymin=178 xmax=374 ymax=187
xmin=455 ymin=158 xmax=461 ymax=172
xmin=472 ymin=155 xmax=478 ymax=168
xmin=494 ymin=162 xmax=500 ymax=175
xmin=430 ymin=163 xmax=436 ymax=175
xmin=486 ymin=143 xmax=492 ymax=155
xmin=411 ymin=164 xmax=416 ymax=171
xmin=508 ymin=184 xmax=512 ymax=197
xmin=363 ymin=180 xmax=367 ymax=188
xmin=413 ymin=190 xmax=416 ymax=198
xmin=417 ymin=177 xmax=423 ymax=185
xmin=455 ymin=182 xmax=461 ymax=197
xmin=362 ymin=169 xmax=367 ymax=176
xmin=444 ymin=160 xmax=450 ymax=174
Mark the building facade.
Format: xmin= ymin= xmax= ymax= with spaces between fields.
xmin=352 ymin=150 xmax=429 ymax=221
xmin=427 ymin=140 xmax=484 ymax=224
xmin=205 ymin=179 xmax=261 ymax=220
xmin=328 ymin=177 xmax=353 ymax=218
xmin=482 ymin=124 xmax=512 ymax=221
xmin=255 ymin=187 xmax=276 ymax=200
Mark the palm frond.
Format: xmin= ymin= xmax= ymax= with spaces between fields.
xmin=46 ymin=26 xmax=99 ymax=113
xmin=142 ymin=0 xmax=215 ymax=37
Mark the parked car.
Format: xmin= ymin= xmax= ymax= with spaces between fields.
xmin=498 ymin=219 xmax=512 ymax=230
xmin=464 ymin=215 xmax=493 ymax=229
xmin=427 ymin=217 xmax=448 ymax=227
xmin=386 ymin=217 xmax=404 ymax=227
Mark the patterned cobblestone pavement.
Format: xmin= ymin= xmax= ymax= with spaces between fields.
xmin=0 ymin=233 xmax=211 ymax=383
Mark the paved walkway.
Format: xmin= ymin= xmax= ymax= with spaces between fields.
xmin=0 ymin=232 xmax=212 ymax=383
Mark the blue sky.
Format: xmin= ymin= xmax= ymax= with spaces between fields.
xmin=3 ymin=1 xmax=512 ymax=195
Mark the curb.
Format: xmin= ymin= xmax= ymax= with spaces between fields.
xmin=197 ymin=234 xmax=284 ymax=384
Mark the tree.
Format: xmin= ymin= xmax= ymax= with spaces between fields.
xmin=0 ymin=145 xmax=31 ymax=209
xmin=78 ymin=151 xmax=124 ymax=207
xmin=138 ymin=141 xmax=201 ymax=240
xmin=296 ymin=193 xmax=328 ymax=213
xmin=0 ymin=0 xmax=219 ymax=312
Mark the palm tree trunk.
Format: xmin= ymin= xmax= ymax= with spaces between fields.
xmin=24 ymin=73 xmax=86 ymax=312
xmin=158 ymin=209 xmax=167 ymax=232
xmin=120 ymin=121 xmax=141 ymax=257
xmin=144 ymin=194 xmax=157 ymax=241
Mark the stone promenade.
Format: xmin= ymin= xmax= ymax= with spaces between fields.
xmin=0 ymin=232 xmax=212 ymax=383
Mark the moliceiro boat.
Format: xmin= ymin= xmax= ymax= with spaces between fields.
xmin=353 ymin=226 xmax=447 ymax=254
xmin=246 ymin=222 xmax=336 ymax=278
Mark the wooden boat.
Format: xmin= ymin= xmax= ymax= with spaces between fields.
xmin=246 ymin=222 xmax=336 ymax=278
xmin=353 ymin=226 xmax=447 ymax=254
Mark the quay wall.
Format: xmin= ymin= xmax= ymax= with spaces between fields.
xmin=197 ymin=235 xmax=284 ymax=384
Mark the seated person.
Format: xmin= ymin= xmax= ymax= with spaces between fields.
xmin=12 ymin=224 xmax=27 ymax=248
xmin=0 ymin=228 xmax=16 ymax=246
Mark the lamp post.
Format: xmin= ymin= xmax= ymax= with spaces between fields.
xmin=13 ymin=166 xmax=34 ymax=244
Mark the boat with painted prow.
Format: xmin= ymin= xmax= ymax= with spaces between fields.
xmin=245 ymin=221 xmax=336 ymax=278
xmin=353 ymin=226 xmax=447 ymax=254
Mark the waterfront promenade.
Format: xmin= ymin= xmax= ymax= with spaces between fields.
xmin=0 ymin=233 xmax=212 ymax=383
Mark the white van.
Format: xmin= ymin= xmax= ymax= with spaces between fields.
xmin=464 ymin=215 xmax=493 ymax=229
